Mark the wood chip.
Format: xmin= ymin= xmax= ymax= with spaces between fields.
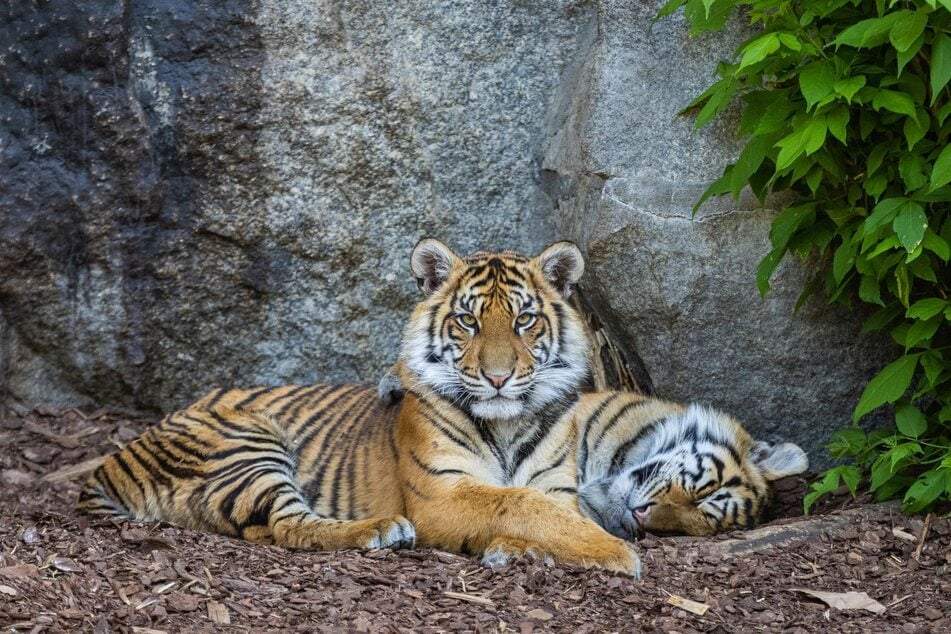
xmin=525 ymin=608 xmax=553 ymax=621
xmin=131 ymin=628 xmax=169 ymax=634
xmin=791 ymin=589 xmax=886 ymax=615
xmin=0 ymin=564 xmax=39 ymax=579
xmin=892 ymin=527 xmax=917 ymax=543
xmin=51 ymin=556 xmax=84 ymax=573
xmin=443 ymin=591 xmax=494 ymax=606
xmin=207 ymin=600 xmax=231 ymax=624
xmin=0 ymin=584 xmax=18 ymax=596
xmin=666 ymin=595 xmax=710 ymax=616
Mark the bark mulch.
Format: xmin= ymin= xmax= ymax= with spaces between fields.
xmin=1 ymin=408 xmax=950 ymax=633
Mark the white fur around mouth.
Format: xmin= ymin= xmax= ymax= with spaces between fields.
xmin=470 ymin=396 xmax=524 ymax=420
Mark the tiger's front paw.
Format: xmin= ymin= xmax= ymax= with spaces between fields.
xmin=598 ymin=540 xmax=643 ymax=579
xmin=354 ymin=516 xmax=416 ymax=550
xmin=481 ymin=537 xmax=555 ymax=569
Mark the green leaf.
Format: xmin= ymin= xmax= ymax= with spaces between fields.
xmin=827 ymin=428 xmax=868 ymax=458
xmin=864 ymin=197 xmax=908 ymax=234
xmin=905 ymin=316 xmax=941 ymax=350
xmin=921 ymin=350 xmax=943 ymax=386
xmin=903 ymin=469 xmax=950 ymax=512
xmin=872 ymin=89 xmax=918 ymax=119
xmin=730 ymin=134 xmax=773 ymax=197
xmin=922 ymin=231 xmax=951 ymax=261
xmin=655 ymin=0 xmax=687 ymax=20
xmin=907 ymin=298 xmax=948 ymax=320
xmin=897 ymin=33 xmax=925 ymax=78
xmin=931 ymin=32 xmax=951 ymax=106
xmin=804 ymin=469 xmax=843 ymax=514
xmin=833 ymin=239 xmax=858 ymax=284
xmin=895 ymin=404 xmax=927 ymax=438
xmin=888 ymin=10 xmax=927 ymax=52
xmin=899 ymin=153 xmax=928 ymax=190
xmin=863 ymin=304 xmax=903 ymax=332
xmin=833 ymin=76 xmax=866 ymax=103
xmin=835 ymin=14 xmax=900 ymax=49
xmin=929 ymin=145 xmax=951 ymax=192
xmin=800 ymin=62 xmax=836 ymax=110
xmin=769 ymin=203 xmax=815 ymax=250
xmin=840 ymin=465 xmax=862 ymax=497
xmin=859 ymin=273 xmax=884 ymax=306
xmin=888 ymin=441 xmax=923 ymax=469
xmin=895 ymin=263 xmax=911 ymax=307
xmin=756 ymin=247 xmax=785 ymax=297
xmin=892 ymin=200 xmax=927 ymax=251
xmin=775 ymin=117 xmax=827 ymax=171
xmin=902 ymin=114 xmax=928 ymax=151
xmin=870 ymin=451 xmax=898 ymax=492
xmin=853 ymin=354 xmax=920 ymax=422
xmin=827 ymin=107 xmax=850 ymax=144
xmin=739 ymin=33 xmax=780 ymax=70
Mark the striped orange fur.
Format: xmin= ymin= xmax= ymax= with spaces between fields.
xmin=79 ymin=239 xmax=641 ymax=575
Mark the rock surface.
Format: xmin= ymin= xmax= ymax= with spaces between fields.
xmin=1 ymin=0 xmax=891 ymax=459
xmin=0 ymin=0 xmax=592 ymax=411
xmin=544 ymin=0 xmax=892 ymax=459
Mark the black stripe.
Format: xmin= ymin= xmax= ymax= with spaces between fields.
xmin=111 ymin=449 xmax=148 ymax=502
xmin=234 ymin=386 xmax=280 ymax=410
xmin=527 ymin=448 xmax=568 ymax=484
xmin=409 ymin=450 xmax=468 ymax=477
xmin=578 ymin=393 xmax=621 ymax=476
xmin=293 ymin=385 xmax=370 ymax=456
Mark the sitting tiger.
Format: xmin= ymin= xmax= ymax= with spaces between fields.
xmin=80 ymin=238 xmax=643 ymax=575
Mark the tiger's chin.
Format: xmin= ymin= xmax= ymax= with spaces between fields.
xmin=469 ymin=397 xmax=525 ymax=421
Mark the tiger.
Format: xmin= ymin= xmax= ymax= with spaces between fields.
xmin=80 ymin=238 xmax=643 ymax=575
xmin=573 ymin=394 xmax=809 ymax=538
xmin=376 ymin=378 xmax=810 ymax=539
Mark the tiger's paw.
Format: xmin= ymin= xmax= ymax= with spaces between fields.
xmin=358 ymin=516 xmax=416 ymax=550
xmin=481 ymin=537 xmax=555 ymax=569
xmin=585 ymin=539 xmax=643 ymax=579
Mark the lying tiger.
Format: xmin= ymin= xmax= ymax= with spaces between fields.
xmin=79 ymin=238 xmax=806 ymax=576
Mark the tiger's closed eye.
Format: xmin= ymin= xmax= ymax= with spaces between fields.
xmin=456 ymin=313 xmax=478 ymax=328
xmin=515 ymin=313 xmax=536 ymax=328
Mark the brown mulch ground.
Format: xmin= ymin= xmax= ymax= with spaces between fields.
xmin=1 ymin=408 xmax=950 ymax=633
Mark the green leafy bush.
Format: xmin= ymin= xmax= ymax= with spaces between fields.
xmin=657 ymin=0 xmax=951 ymax=513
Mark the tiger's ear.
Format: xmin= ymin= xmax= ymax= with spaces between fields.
xmin=749 ymin=441 xmax=809 ymax=481
xmin=535 ymin=241 xmax=584 ymax=296
xmin=411 ymin=238 xmax=460 ymax=294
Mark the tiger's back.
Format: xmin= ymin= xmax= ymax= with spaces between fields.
xmin=80 ymin=384 xmax=411 ymax=548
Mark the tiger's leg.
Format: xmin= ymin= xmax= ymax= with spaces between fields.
xmin=407 ymin=479 xmax=642 ymax=576
xmin=80 ymin=409 xmax=415 ymax=551
xmin=253 ymin=479 xmax=416 ymax=550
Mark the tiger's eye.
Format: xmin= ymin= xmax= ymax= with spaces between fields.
xmin=457 ymin=314 xmax=478 ymax=328
xmin=515 ymin=313 xmax=536 ymax=328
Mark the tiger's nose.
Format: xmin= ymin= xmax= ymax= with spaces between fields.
xmin=633 ymin=506 xmax=651 ymax=524
xmin=483 ymin=370 xmax=513 ymax=388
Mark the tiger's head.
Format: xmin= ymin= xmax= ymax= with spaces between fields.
xmin=398 ymin=238 xmax=590 ymax=421
xmin=578 ymin=405 xmax=808 ymax=537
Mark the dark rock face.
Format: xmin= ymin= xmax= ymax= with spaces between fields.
xmin=0 ymin=0 xmax=593 ymax=412
xmin=1 ymin=0 xmax=272 ymax=410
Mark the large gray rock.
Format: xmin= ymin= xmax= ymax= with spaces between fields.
xmin=545 ymin=0 xmax=892 ymax=459
xmin=0 ymin=0 xmax=593 ymax=412
xmin=1 ymin=0 xmax=891 ymax=461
